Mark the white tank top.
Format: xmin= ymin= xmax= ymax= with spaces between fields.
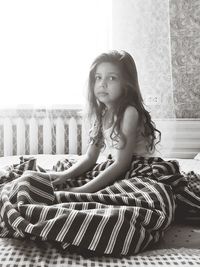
xmin=101 ymin=125 xmax=152 ymax=160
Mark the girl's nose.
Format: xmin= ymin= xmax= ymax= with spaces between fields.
xmin=100 ymin=78 xmax=107 ymax=87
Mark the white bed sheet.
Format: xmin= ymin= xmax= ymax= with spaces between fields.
xmin=0 ymin=154 xmax=82 ymax=170
xmin=165 ymin=158 xmax=200 ymax=174
xmin=0 ymin=155 xmax=200 ymax=174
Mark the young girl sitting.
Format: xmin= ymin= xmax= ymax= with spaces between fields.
xmin=52 ymin=50 xmax=161 ymax=193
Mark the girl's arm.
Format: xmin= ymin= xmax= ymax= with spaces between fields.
xmin=52 ymin=142 xmax=101 ymax=186
xmin=69 ymin=106 xmax=139 ymax=193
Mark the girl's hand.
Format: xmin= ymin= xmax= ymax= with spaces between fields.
xmin=50 ymin=172 xmax=68 ymax=187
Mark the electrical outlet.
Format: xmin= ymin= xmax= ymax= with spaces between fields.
xmin=144 ymin=94 xmax=161 ymax=105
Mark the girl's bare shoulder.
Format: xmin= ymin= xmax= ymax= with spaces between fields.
xmin=123 ymin=106 xmax=139 ymax=122
xmin=121 ymin=106 xmax=139 ymax=133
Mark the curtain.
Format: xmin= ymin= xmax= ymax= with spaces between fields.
xmin=0 ymin=0 xmax=111 ymax=156
xmin=111 ymin=0 xmax=175 ymax=119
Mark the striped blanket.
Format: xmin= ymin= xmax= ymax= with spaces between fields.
xmin=0 ymin=156 xmax=199 ymax=257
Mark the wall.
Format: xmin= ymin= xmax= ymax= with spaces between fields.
xmin=111 ymin=0 xmax=174 ymax=118
xmin=170 ymin=0 xmax=200 ymax=118
xmin=111 ymin=0 xmax=200 ymax=118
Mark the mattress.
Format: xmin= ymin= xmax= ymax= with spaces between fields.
xmin=0 ymin=154 xmax=200 ymax=266
xmin=0 ymin=237 xmax=200 ymax=267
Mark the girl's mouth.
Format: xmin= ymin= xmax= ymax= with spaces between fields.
xmin=98 ymin=92 xmax=108 ymax=96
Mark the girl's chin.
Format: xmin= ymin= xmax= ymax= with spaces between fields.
xmin=96 ymin=98 xmax=114 ymax=109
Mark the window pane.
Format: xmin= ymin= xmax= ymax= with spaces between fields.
xmin=0 ymin=0 xmax=112 ymax=108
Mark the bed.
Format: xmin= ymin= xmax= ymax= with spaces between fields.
xmin=0 ymin=116 xmax=200 ymax=266
xmin=0 ymin=154 xmax=200 ymax=267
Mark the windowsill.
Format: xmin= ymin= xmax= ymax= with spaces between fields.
xmin=0 ymin=104 xmax=85 ymax=119
xmin=0 ymin=104 xmax=83 ymax=110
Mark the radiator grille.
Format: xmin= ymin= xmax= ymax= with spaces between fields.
xmin=0 ymin=108 xmax=88 ymax=157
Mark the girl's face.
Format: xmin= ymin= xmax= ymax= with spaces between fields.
xmin=94 ymin=62 xmax=123 ymax=109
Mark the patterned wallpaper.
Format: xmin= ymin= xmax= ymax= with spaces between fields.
xmin=170 ymin=0 xmax=200 ymax=118
xmin=112 ymin=0 xmax=200 ymax=118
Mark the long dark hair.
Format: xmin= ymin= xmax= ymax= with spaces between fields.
xmin=86 ymin=50 xmax=161 ymax=153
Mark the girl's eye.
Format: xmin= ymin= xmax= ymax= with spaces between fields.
xmin=95 ymin=75 xmax=101 ymax=81
xmin=109 ymin=76 xmax=116 ymax=81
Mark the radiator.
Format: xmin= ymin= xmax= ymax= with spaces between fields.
xmin=0 ymin=109 xmax=200 ymax=159
xmin=0 ymin=108 xmax=89 ymax=157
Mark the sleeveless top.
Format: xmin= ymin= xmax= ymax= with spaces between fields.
xmin=101 ymin=124 xmax=153 ymax=160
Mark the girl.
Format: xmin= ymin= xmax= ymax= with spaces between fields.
xmin=52 ymin=50 xmax=161 ymax=193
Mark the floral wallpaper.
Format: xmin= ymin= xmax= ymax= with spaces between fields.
xmin=112 ymin=0 xmax=200 ymax=118
xmin=170 ymin=0 xmax=200 ymax=118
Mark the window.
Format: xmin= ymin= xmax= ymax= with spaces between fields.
xmin=0 ymin=0 xmax=112 ymax=108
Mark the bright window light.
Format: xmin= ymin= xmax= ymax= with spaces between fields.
xmin=0 ymin=0 xmax=112 ymax=108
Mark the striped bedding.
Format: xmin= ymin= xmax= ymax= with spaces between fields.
xmin=0 ymin=156 xmax=200 ymax=257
